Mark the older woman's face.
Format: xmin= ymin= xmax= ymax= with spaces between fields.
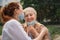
xmin=25 ymin=11 xmax=35 ymax=22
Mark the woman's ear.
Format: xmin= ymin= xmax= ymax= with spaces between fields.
xmin=13 ymin=9 xmax=18 ymax=17
xmin=14 ymin=9 xmax=19 ymax=16
xmin=14 ymin=9 xmax=17 ymax=14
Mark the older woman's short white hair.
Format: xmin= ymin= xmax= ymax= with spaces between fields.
xmin=23 ymin=7 xmax=37 ymax=16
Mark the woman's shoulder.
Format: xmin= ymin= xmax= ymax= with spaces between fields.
xmin=36 ymin=22 xmax=42 ymax=26
xmin=4 ymin=19 xmax=20 ymax=26
xmin=36 ymin=22 xmax=49 ymax=32
xmin=36 ymin=22 xmax=48 ymax=29
xmin=36 ymin=22 xmax=44 ymax=27
xmin=3 ymin=19 xmax=18 ymax=29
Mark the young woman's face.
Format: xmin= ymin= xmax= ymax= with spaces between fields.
xmin=15 ymin=5 xmax=23 ymax=16
xmin=25 ymin=11 xmax=36 ymax=22
xmin=17 ymin=5 xmax=23 ymax=15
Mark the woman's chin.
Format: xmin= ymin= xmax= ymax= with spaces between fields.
xmin=27 ymin=21 xmax=32 ymax=22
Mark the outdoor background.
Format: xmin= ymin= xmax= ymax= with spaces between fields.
xmin=0 ymin=0 xmax=60 ymax=40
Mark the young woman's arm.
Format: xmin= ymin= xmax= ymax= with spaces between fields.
xmin=28 ymin=25 xmax=50 ymax=40
xmin=34 ymin=27 xmax=48 ymax=40
xmin=43 ymin=31 xmax=51 ymax=40
xmin=39 ymin=25 xmax=50 ymax=40
xmin=27 ymin=26 xmax=39 ymax=38
xmin=27 ymin=25 xmax=48 ymax=40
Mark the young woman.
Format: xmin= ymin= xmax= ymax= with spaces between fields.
xmin=23 ymin=7 xmax=51 ymax=40
xmin=1 ymin=2 xmax=32 ymax=40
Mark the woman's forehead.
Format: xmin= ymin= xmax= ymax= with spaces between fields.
xmin=18 ymin=3 xmax=23 ymax=9
xmin=25 ymin=11 xmax=34 ymax=15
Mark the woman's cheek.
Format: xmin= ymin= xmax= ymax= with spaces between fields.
xmin=25 ymin=18 xmax=28 ymax=21
xmin=31 ymin=16 xmax=35 ymax=20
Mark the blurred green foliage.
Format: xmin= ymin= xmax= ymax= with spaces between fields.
xmin=20 ymin=0 xmax=60 ymax=23
xmin=46 ymin=25 xmax=60 ymax=40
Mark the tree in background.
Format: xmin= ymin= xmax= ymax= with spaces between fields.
xmin=21 ymin=0 xmax=60 ymax=24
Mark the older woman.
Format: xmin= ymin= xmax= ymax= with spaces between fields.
xmin=23 ymin=7 xmax=50 ymax=40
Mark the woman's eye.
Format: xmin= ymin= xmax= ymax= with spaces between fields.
xmin=25 ymin=15 xmax=28 ymax=17
xmin=30 ymin=14 xmax=32 ymax=16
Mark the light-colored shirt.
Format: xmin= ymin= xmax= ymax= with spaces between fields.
xmin=2 ymin=19 xmax=32 ymax=40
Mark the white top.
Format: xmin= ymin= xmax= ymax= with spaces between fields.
xmin=2 ymin=19 xmax=32 ymax=40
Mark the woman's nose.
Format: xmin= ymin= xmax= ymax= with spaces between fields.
xmin=28 ymin=16 xmax=31 ymax=19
